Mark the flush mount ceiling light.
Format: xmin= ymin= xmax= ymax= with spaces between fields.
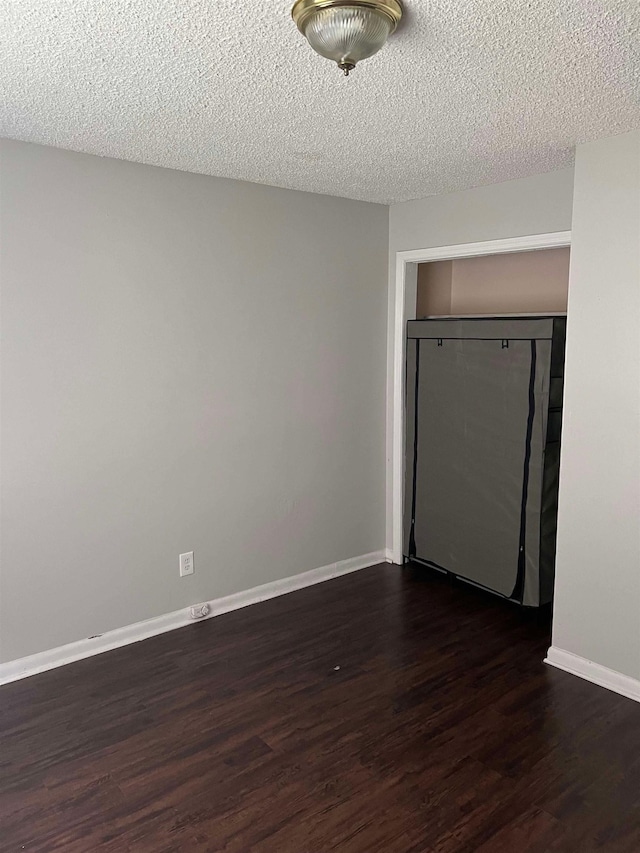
xmin=292 ymin=0 xmax=402 ymax=76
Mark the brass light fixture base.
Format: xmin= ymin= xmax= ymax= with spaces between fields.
xmin=291 ymin=0 xmax=403 ymax=35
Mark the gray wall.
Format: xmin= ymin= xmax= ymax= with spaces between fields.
xmin=386 ymin=169 xmax=575 ymax=545
xmin=0 ymin=139 xmax=389 ymax=662
xmin=389 ymin=169 xmax=575 ymax=253
xmin=552 ymin=131 xmax=640 ymax=678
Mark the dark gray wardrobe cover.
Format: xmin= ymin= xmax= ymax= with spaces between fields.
xmin=404 ymin=317 xmax=566 ymax=606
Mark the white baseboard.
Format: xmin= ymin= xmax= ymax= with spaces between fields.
xmin=0 ymin=550 xmax=386 ymax=686
xmin=545 ymin=646 xmax=640 ymax=704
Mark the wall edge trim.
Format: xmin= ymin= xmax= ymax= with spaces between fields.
xmin=0 ymin=551 xmax=386 ymax=685
xmin=545 ymin=645 xmax=640 ymax=704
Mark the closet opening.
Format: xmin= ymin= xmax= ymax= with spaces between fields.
xmin=405 ymin=247 xmax=570 ymax=610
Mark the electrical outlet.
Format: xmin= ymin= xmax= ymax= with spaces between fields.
xmin=179 ymin=551 xmax=194 ymax=577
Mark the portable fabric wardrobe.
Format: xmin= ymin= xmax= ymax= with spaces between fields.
xmin=404 ymin=316 xmax=566 ymax=607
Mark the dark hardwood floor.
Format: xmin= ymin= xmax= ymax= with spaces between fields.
xmin=2 ymin=563 xmax=640 ymax=852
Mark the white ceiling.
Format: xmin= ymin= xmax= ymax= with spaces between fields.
xmin=2 ymin=1 xmax=640 ymax=204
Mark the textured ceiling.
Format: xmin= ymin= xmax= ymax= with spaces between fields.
xmin=2 ymin=1 xmax=640 ymax=204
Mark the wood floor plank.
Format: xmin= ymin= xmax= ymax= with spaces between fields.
xmin=1 ymin=563 xmax=640 ymax=851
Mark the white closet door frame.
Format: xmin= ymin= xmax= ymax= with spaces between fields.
xmin=387 ymin=231 xmax=572 ymax=565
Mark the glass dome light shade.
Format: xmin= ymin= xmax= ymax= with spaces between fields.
xmin=292 ymin=0 xmax=402 ymax=75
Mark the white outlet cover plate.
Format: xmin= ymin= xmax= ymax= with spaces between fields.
xmin=179 ymin=551 xmax=194 ymax=577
